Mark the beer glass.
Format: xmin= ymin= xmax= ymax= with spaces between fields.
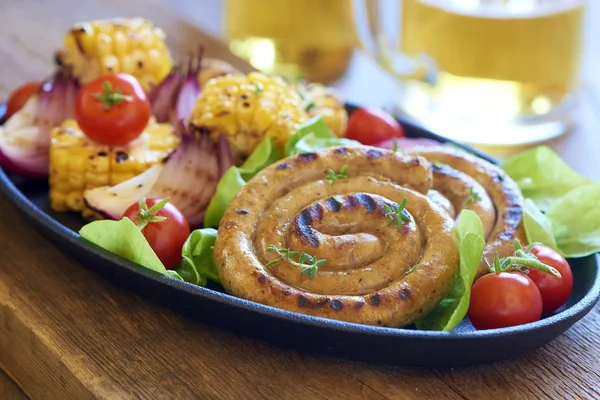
xmin=353 ymin=0 xmax=587 ymax=148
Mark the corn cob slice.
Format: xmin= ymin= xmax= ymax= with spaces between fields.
xmin=55 ymin=17 xmax=173 ymax=92
xmin=49 ymin=118 xmax=179 ymax=217
xmin=191 ymin=72 xmax=308 ymax=165
xmin=291 ymin=81 xmax=348 ymax=138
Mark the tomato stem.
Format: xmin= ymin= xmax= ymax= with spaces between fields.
xmin=484 ymin=239 xmax=562 ymax=278
xmin=93 ymin=81 xmax=133 ymax=110
xmin=135 ymin=197 xmax=170 ymax=230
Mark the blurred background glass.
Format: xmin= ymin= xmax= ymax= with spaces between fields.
xmin=224 ymin=0 xmax=356 ymax=82
xmin=355 ymin=0 xmax=587 ymax=150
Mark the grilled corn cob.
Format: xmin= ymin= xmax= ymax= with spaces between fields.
xmin=292 ymin=81 xmax=348 ymax=138
xmin=55 ymin=17 xmax=173 ymax=92
xmin=198 ymin=58 xmax=240 ymax=88
xmin=49 ymin=118 xmax=179 ymax=216
xmin=191 ymin=72 xmax=308 ymax=164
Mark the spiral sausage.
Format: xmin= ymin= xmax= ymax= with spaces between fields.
xmin=215 ymin=147 xmax=460 ymax=327
xmin=406 ymin=147 xmax=527 ymax=279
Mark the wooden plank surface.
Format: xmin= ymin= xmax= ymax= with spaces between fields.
xmin=1 ymin=0 xmax=600 ymax=399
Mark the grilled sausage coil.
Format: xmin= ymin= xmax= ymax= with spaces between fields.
xmin=214 ymin=147 xmax=459 ymax=327
xmin=406 ymin=147 xmax=527 ymax=279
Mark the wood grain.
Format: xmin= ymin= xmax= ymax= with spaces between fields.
xmin=0 ymin=370 xmax=27 ymax=400
xmin=1 ymin=0 xmax=600 ymax=399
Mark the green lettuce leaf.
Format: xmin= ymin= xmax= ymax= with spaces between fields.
xmin=175 ymin=228 xmax=220 ymax=286
xmin=204 ymin=138 xmax=280 ymax=227
xmin=522 ymin=198 xmax=558 ymax=251
xmin=204 ymin=117 xmax=358 ymax=227
xmin=545 ymin=183 xmax=600 ymax=258
xmin=414 ymin=210 xmax=485 ymax=331
xmin=79 ymin=218 xmax=182 ymax=280
xmin=501 ymin=146 xmax=592 ymax=211
xmin=284 ymin=115 xmax=360 ymax=156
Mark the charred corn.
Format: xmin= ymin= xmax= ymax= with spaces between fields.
xmin=49 ymin=118 xmax=179 ymax=216
xmin=191 ymin=72 xmax=308 ymax=164
xmin=292 ymin=81 xmax=348 ymax=137
xmin=198 ymin=58 xmax=240 ymax=88
xmin=56 ymin=17 xmax=173 ymax=92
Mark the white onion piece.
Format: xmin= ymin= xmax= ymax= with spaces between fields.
xmin=0 ymin=70 xmax=79 ymax=177
xmin=84 ymin=129 xmax=220 ymax=227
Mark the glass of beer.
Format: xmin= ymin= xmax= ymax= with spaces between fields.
xmin=353 ymin=0 xmax=587 ymax=149
xmin=223 ymin=0 xmax=356 ymax=83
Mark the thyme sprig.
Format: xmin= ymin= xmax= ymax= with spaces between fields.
xmin=265 ymin=246 xmax=326 ymax=279
xmin=326 ymin=164 xmax=348 ymax=184
xmin=465 ymin=187 xmax=482 ymax=206
xmin=383 ymin=198 xmax=411 ymax=229
xmin=485 ymin=240 xmax=562 ymax=278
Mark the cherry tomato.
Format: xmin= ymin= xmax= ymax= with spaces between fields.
xmin=346 ymin=107 xmax=405 ymax=145
xmin=527 ymin=245 xmax=573 ymax=314
xmin=4 ymin=81 xmax=41 ymax=122
xmin=75 ymin=73 xmax=150 ymax=146
xmin=468 ymin=272 xmax=543 ymax=330
xmin=123 ymin=198 xmax=190 ymax=269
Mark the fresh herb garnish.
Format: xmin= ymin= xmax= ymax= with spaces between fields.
xmin=407 ymin=264 xmax=418 ymax=273
xmin=305 ymin=101 xmax=316 ymax=111
xmin=392 ymin=137 xmax=399 ymax=152
xmin=93 ymin=81 xmax=133 ymax=110
xmin=432 ymin=161 xmax=443 ymax=169
xmin=255 ymin=85 xmax=263 ymax=96
xmin=265 ymin=246 xmax=326 ymax=279
xmin=326 ymin=164 xmax=348 ymax=184
xmin=465 ymin=187 xmax=482 ymax=206
xmin=383 ymin=198 xmax=411 ymax=229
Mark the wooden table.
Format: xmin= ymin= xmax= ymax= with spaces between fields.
xmin=1 ymin=1 xmax=599 ymax=399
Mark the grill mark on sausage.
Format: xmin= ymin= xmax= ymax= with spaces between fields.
xmin=365 ymin=149 xmax=383 ymax=159
xmin=331 ymin=299 xmax=344 ymax=311
xmin=291 ymin=206 xmax=322 ymax=247
xmin=276 ymin=162 xmax=290 ymax=170
xmin=356 ymin=193 xmax=377 ymax=212
xmin=297 ymin=153 xmax=318 ymax=163
xmin=235 ymin=209 xmax=249 ymax=215
xmin=325 ymin=197 xmax=342 ymax=212
xmin=354 ymin=301 xmax=365 ymax=309
xmin=345 ymin=194 xmax=360 ymax=209
xmin=334 ymin=147 xmax=348 ymax=154
xmin=399 ymin=287 xmax=411 ymax=300
xmin=297 ymin=295 xmax=330 ymax=309
xmin=257 ymin=275 xmax=266 ymax=284
xmin=370 ymin=293 xmax=382 ymax=306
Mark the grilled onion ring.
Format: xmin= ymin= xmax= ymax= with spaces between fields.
xmin=215 ymin=147 xmax=459 ymax=327
xmin=406 ymin=147 xmax=527 ymax=280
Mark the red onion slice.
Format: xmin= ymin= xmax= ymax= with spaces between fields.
xmin=84 ymin=127 xmax=221 ymax=227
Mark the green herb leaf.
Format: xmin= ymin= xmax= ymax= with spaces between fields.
xmin=522 ymin=198 xmax=558 ymax=251
xmin=326 ymin=164 xmax=349 ymax=184
xmin=265 ymin=246 xmax=326 ymax=279
xmin=384 ymin=198 xmax=411 ymax=229
xmin=79 ymin=218 xmax=182 ymax=281
xmin=175 ymin=228 xmax=221 ymax=286
xmin=501 ymin=146 xmax=592 ymax=211
xmin=465 ymin=187 xmax=482 ymax=206
xmin=204 ymin=138 xmax=281 ymax=227
xmin=284 ymin=116 xmax=361 ymax=156
xmin=414 ymin=210 xmax=485 ymax=331
xmin=545 ymin=183 xmax=600 ymax=257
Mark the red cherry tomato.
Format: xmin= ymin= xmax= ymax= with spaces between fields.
xmin=4 ymin=81 xmax=41 ymax=121
xmin=346 ymin=107 xmax=405 ymax=145
xmin=527 ymin=245 xmax=573 ymax=314
xmin=75 ymin=73 xmax=150 ymax=146
xmin=123 ymin=198 xmax=190 ymax=269
xmin=468 ymin=272 xmax=543 ymax=330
